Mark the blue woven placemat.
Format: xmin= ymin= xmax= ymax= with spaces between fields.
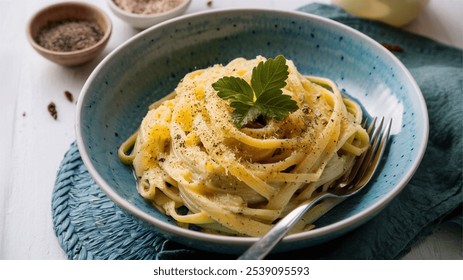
xmin=52 ymin=142 xmax=162 ymax=260
xmin=52 ymin=3 xmax=462 ymax=260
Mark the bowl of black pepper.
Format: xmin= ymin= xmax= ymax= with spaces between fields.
xmin=27 ymin=1 xmax=112 ymax=66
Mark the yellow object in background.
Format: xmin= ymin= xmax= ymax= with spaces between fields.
xmin=331 ymin=0 xmax=429 ymax=27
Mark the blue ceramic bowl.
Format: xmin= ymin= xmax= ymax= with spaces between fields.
xmin=76 ymin=8 xmax=428 ymax=254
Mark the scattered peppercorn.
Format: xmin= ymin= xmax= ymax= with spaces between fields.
xmin=381 ymin=42 xmax=404 ymax=53
xmin=64 ymin=90 xmax=74 ymax=103
xmin=48 ymin=102 xmax=58 ymax=120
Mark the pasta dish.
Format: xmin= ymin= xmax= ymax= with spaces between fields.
xmin=118 ymin=56 xmax=369 ymax=237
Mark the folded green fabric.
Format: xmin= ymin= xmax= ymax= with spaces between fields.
xmin=52 ymin=3 xmax=462 ymax=260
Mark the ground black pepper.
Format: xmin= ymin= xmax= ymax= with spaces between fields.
xmin=36 ymin=19 xmax=103 ymax=52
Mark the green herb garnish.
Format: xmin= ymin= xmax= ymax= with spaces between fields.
xmin=212 ymin=55 xmax=299 ymax=128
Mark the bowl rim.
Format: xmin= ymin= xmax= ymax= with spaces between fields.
xmin=76 ymin=8 xmax=429 ymax=247
xmin=106 ymin=0 xmax=192 ymax=19
xmin=26 ymin=1 xmax=112 ymax=56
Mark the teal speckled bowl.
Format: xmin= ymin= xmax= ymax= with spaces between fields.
xmin=76 ymin=9 xmax=428 ymax=254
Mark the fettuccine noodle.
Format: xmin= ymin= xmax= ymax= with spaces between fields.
xmin=118 ymin=56 xmax=369 ymax=237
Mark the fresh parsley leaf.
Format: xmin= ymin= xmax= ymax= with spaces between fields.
xmin=212 ymin=55 xmax=298 ymax=128
xmin=213 ymin=76 xmax=253 ymax=105
xmin=251 ymin=55 xmax=289 ymax=99
xmin=231 ymin=105 xmax=261 ymax=129
xmin=256 ymin=90 xmax=299 ymax=120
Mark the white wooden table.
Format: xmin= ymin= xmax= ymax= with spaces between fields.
xmin=1 ymin=0 xmax=461 ymax=260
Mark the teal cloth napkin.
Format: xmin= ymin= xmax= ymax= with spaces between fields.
xmin=52 ymin=3 xmax=462 ymax=260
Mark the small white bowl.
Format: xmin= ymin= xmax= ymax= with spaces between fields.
xmin=106 ymin=0 xmax=191 ymax=29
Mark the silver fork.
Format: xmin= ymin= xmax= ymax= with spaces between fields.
xmin=238 ymin=117 xmax=392 ymax=260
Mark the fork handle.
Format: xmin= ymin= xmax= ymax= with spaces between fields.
xmin=238 ymin=193 xmax=331 ymax=260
